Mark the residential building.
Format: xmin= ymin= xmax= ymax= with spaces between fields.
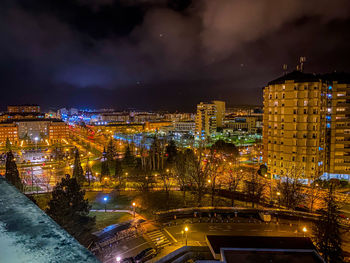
xmin=212 ymin=100 xmax=226 ymax=128
xmin=0 ymin=123 xmax=19 ymax=145
xmin=173 ymin=120 xmax=196 ymax=133
xmin=263 ymin=70 xmax=350 ymax=180
xmin=195 ymin=102 xmax=217 ymax=138
xmin=49 ymin=121 xmax=69 ymax=143
xmin=0 ymin=112 xmax=45 ymax=122
xmin=7 ymin=104 xmax=40 ymax=113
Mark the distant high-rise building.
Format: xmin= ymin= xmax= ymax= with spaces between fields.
xmin=195 ymin=102 xmax=217 ymax=138
xmin=263 ymin=70 xmax=350 ymax=180
xmin=212 ymin=100 xmax=225 ymax=128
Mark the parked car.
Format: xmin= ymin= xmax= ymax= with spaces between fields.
xmin=134 ymin=248 xmax=156 ymax=263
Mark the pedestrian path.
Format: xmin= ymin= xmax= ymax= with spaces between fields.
xmin=145 ymin=229 xmax=172 ymax=250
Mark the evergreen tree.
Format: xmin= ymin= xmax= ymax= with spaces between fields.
xmin=106 ymin=139 xmax=115 ymax=165
xmin=46 ymin=175 xmax=95 ymax=246
xmin=85 ymin=157 xmax=92 ymax=186
xmin=114 ymin=158 xmax=123 ymax=183
xmin=101 ymin=149 xmax=110 ymax=181
xmin=5 ymin=151 xmax=23 ymax=192
xmin=5 ymin=137 xmax=12 ymax=152
xmin=313 ymin=185 xmax=343 ymax=263
xmin=72 ymin=148 xmax=85 ymax=185
xmin=165 ymin=140 xmax=178 ymax=165
xmin=123 ymin=145 xmax=135 ymax=168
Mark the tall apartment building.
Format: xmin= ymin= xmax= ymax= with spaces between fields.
xmin=212 ymin=100 xmax=225 ymax=128
xmin=195 ymin=102 xmax=217 ymax=138
xmin=7 ymin=105 xmax=40 ymax=113
xmin=263 ymin=70 xmax=350 ymax=180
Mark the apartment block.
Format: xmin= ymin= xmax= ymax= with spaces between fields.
xmin=263 ymin=71 xmax=350 ymax=180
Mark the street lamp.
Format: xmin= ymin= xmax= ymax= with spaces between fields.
xmin=132 ymin=202 xmax=136 ymax=218
xmin=277 ymin=192 xmax=281 ymax=207
xmin=302 ymin=226 xmax=307 ymax=237
xmin=103 ymin=196 xmax=108 ymax=212
xmin=184 ymin=226 xmax=189 ymax=246
xmin=34 ymin=137 xmax=39 ymax=150
xmin=116 ymin=256 xmax=121 ymax=262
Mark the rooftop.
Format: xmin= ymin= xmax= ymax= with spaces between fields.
xmin=0 ymin=177 xmax=100 ymax=263
xmin=267 ymin=70 xmax=350 ymax=85
xmin=206 ymin=235 xmax=324 ymax=263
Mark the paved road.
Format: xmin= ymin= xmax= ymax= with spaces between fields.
xmin=165 ymin=220 xmax=311 ymax=245
xmin=98 ymin=217 xmax=312 ymax=263
xmin=103 ymin=236 xmax=150 ymax=263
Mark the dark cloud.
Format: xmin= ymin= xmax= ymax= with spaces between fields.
xmin=1 ymin=0 xmax=350 ymax=111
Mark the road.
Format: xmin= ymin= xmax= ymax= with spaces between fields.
xmin=97 ymin=216 xmax=312 ymax=263
xmin=103 ymin=236 xmax=150 ymax=263
xmin=165 ymin=220 xmax=311 ymax=245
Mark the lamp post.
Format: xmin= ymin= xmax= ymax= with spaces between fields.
xmin=184 ymin=226 xmax=188 ymax=246
xmin=277 ymin=192 xmax=281 ymax=208
xmin=116 ymin=256 xmax=121 ymax=263
xmin=34 ymin=137 xmax=39 ymax=150
xmin=103 ymin=196 xmax=108 ymax=212
xmin=132 ymin=202 xmax=136 ymax=218
xmin=302 ymin=226 xmax=307 ymax=237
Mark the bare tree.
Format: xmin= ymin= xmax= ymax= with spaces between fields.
xmin=276 ymin=166 xmax=305 ymax=209
xmin=227 ymin=165 xmax=244 ymax=207
xmin=159 ymin=169 xmax=174 ymax=209
xmin=307 ymin=175 xmax=323 ymax=212
xmin=244 ymin=168 xmax=266 ymax=208
xmin=173 ymin=152 xmax=190 ymax=206
xmin=184 ymin=147 xmax=211 ymax=206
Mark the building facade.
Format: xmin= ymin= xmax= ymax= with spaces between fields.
xmin=263 ymin=71 xmax=350 ymax=180
xmin=0 ymin=123 xmax=19 ymax=145
xmin=49 ymin=121 xmax=69 ymax=143
xmin=212 ymin=100 xmax=226 ymax=128
xmin=195 ymin=102 xmax=217 ymax=138
xmin=7 ymin=105 xmax=40 ymax=113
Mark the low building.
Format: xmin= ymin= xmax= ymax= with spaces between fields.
xmin=0 ymin=119 xmax=68 ymax=142
xmin=0 ymin=112 xmax=45 ymax=122
xmin=7 ymin=104 xmax=40 ymax=113
xmin=173 ymin=120 xmax=196 ymax=133
xmin=145 ymin=121 xmax=172 ymax=132
xmin=0 ymin=123 xmax=19 ymax=145
xmin=99 ymin=112 xmax=130 ymax=123
xmin=224 ymin=116 xmax=259 ymax=133
xmin=49 ymin=121 xmax=69 ymax=143
xmin=206 ymin=235 xmax=324 ymax=263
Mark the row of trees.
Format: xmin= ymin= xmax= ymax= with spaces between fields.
xmin=2 ymin=142 xmax=345 ymax=261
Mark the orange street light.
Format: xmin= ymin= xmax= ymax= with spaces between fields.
xmin=184 ymin=226 xmax=189 ymax=246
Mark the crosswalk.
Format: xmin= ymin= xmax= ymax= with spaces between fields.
xmin=145 ymin=230 xmax=171 ymax=250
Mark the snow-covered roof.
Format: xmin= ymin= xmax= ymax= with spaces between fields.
xmin=0 ymin=177 xmax=100 ymax=263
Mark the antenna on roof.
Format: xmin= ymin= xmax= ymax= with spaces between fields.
xmin=299 ymin=56 xmax=306 ymax=72
xmin=283 ymin=64 xmax=288 ymax=75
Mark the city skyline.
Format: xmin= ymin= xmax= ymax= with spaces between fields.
xmin=1 ymin=0 xmax=350 ymax=110
xmin=1 ymin=1 xmax=350 ymax=263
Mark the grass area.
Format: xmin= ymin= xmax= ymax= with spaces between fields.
xmin=32 ymin=193 xmax=51 ymax=210
xmin=90 ymin=211 xmax=133 ymax=231
xmin=85 ymin=190 xmax=135 ymax=210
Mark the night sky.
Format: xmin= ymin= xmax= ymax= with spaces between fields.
xmin=1 ymin=0 xmax=350 ymax=111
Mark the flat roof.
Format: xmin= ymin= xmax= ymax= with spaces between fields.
xmin=0 ymin=177 xmax=100 ymax=263
xmin=207 ymin=235 xmax=316 ymax=254
xmin=222 ymin=250 xmax=323 ymax=263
